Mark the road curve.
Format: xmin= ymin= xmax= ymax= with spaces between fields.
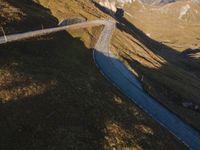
xmin=93 ymin=21 xmax=200 ymax=150
xmin=1 ymin=20 xmax=200 ymax=150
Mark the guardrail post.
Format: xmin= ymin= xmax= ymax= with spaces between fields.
xmin=1 ymin=26 xmax=7 ymax=43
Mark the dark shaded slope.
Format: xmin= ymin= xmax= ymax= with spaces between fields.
xmin=0 ymin=0 xmax=58 ymax=35
xmin=0 ymin=0 xmax=187 ymax=149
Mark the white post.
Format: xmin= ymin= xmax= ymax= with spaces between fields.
xmin=41 ymin=24 xmax=44 ymax=30
xmin=1 ymin=26 xmax=7 ymax=42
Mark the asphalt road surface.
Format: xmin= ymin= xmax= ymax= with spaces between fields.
xmin=93 ymin=21 xmax=200 ymax=150
xmin=1 ymin=20 xmax=200 ymax=150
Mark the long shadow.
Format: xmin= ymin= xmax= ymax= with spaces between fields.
xmin=0 ymin=27 xmax=107 ymax=149
xmin=0 ymin=1 xmax=192 ymax=149
xmin=0 ymin=1 xmax=186 ymax=149
xmin=94 ymin=50 xmax=200 ymax=149
xmin=0 ymin=0 xmax=58 ymax=36
xmin=93 ymin=1 xmax=200 ymax=130
xmin=115 ymin=17 xmax=200 ymax=72
xmin=0 ymin=31 xmax=186 ymax=150
xmin=92 ymin=0 xmax=116 ymax=17
xmin=181 ymin=48 xmax=200 ymax=77
xmin=116 ymin=11 xmax=200 ymax=130
xmin=92 ymin=0 xmax=200 ymax=72
xmin=0 ymin=31 xmax=185 ymax=150
xmin=182 ymin=48 xmax=200 ymax=55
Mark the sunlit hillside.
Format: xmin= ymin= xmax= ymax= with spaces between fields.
xmin=113 ymin=0 xmax=200 ymax=130
xmin=0 ymin=0 xmax=187 ymax=150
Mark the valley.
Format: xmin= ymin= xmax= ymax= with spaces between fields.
xmin=0 ymin=0 xmax=200 ymax=149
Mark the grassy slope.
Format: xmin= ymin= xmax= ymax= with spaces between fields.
xmin=124 ymin=1 xmax=200 ymax=51
xmin=0 ymin=0 xmax=187 ymax=149
xmin=110 ymin=2 xmax=200 ymax=130
xmin=0 ymin=0 xmax=58 ymax=35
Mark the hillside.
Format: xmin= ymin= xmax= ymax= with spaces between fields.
xmin=115 ymin=0 xmax=200 ymax=130
xmin=0 ymin=0 xmax=187 ymax=150
xmin=91 ymin=0 xmax=200 ymax=131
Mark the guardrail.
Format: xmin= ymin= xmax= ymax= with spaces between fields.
xmin=0 ymin=20 xmax=108 ymax=44
xmin=1 ymin=19 xmax=200 ymax=150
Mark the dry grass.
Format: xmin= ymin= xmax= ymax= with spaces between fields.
xmin=124 ymin=1 xmax=200 ymax=51
xmin=0 ymin=0 xmax=58 ymax=35
xmin=109 ymin=3 xmax=200 ymax=130
xmin=0 ymin=0 xmax=187 ymax=149
xmin=111 ymin=28 xmax=200 ymax=130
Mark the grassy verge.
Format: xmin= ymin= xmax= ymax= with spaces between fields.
xmin=110 ymin=10 xmax=200 ymax=131
xmin=0 ymin=0 xmax=187 ymax=149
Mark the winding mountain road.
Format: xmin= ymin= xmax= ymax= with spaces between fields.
xmin=1 ymin=20 xmax=200 ymax=150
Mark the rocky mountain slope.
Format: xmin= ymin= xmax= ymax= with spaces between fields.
xmin=125 ymin=0 xmax=200 ymax=49
xmin=100 ymin=0 xmax=200 ymax=7
xmin=140 ymin=0 xmax=175 ymax=5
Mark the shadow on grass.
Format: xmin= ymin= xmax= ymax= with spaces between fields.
xmin=0 ymin=30 xmax=186 ymax=150
xmin=93 ymin=0 xmax=200 ymax=72
xmin=0 ymin=1 xmax=188 ymax=150
xmin=92 ymin=0 xmax=200 ymax=130
xmin=0 ymin=0 xmax=58 ymax=35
